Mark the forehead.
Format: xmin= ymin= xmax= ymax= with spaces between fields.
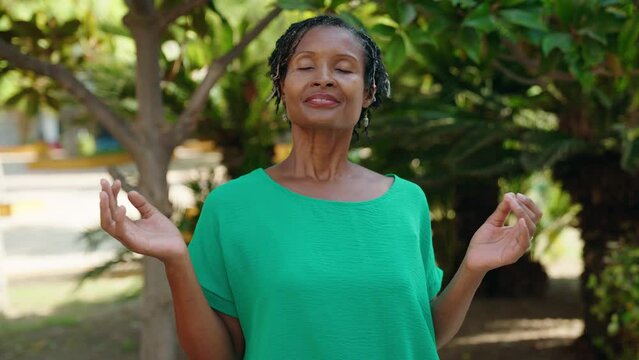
xmin=293 ymin=26 xmax=364 ymax=61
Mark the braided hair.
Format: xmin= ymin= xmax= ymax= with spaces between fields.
xmin=267 ymin=15 xmax=391 ymax=140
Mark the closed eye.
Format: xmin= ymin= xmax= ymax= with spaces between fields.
xmin=336 ymin=69 xmax=352 ymax=73
xmin=298 ymin=67 xmax=314 ymax=70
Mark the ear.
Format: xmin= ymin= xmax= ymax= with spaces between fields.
xmin=363 ymin=84 xmax=377 ymax=108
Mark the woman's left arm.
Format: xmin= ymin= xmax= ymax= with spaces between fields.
xmin=430 ymin=192 xmax=542 ymax=349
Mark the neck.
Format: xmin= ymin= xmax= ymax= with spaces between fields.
xmin=280 ymin=125 xmax=354 ymax=181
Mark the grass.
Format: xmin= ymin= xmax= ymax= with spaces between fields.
xmin=0 ymin=275 xmax=143 ymax=360
xmin=5 ymin=275 xmax=142 ymax=318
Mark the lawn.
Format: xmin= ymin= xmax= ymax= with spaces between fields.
xmin=1 ymin=275 xmax=142 ymax=360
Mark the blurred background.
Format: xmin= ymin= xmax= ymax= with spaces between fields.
xmin=0 ymin=0 xmax=638 ymax=359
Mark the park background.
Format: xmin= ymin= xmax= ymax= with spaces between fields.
xmin=1 ymin=0 xmax=638 ymax=359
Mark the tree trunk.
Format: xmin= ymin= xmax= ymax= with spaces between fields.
xmin=553 ymin=151 xmax=639 ymax=358
xmin=0 ymin=229 xmax=7 ymax=315
xmin=134 ymin=147 xmax=176 ymax=360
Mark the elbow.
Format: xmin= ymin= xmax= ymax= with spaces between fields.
xmin=177 ymin=330 xmax=239 ymax=360
xmin=435 ymin=333 xmax=452 ymax=351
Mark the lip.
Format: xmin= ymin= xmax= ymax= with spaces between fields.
xmin=304 ymin=93 xmax=340 ymax=107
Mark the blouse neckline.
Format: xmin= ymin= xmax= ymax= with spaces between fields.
xmin=256 ymin=168 xmax=399 ymax=206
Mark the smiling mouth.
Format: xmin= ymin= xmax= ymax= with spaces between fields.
xmin=304 ymin=94 xmax=340 ymax=107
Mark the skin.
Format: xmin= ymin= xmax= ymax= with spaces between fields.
xmin=99 ymin=25 xmax=542 ymax=358
xmin=267 ymin=26 xmax=388 ymax=198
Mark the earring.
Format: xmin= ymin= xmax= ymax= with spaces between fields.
xmin=282 ymin=113 xmax=289 ymax=122
xmin=362 ymin=113 xmax=369 ymax=128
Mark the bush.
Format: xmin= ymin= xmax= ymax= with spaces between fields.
xmin=588 ymin=243 xmax=639 ymax=360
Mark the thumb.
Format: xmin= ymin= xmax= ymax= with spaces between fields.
xmin=486 ymin=193 xmax=513 ymax=227
xmin=128 ymin=191 xmax=159 ymax=218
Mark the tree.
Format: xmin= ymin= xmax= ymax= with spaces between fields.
xmin=0 ymin=0 xmax=281 ymax=358
xmin=357 ymin=0 xmax=639 ymax=356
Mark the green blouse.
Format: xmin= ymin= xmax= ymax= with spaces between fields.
xmin=189 ymin=168 xmax=443 ymax=359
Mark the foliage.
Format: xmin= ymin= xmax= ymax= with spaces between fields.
xmin=588 ymin=243 xmax=639 ymax=360
xmin=174 ymin=169 xmax=219 ymax=243
xmin=77 ymin=227 xmax=141 ymax=284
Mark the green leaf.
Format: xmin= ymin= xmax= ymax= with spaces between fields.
xmin=451 ymin=0 xmax=477 ymax=9
xmin=541 ymin=32 xmax=572 ymax=56
xmin=406 ymin=27 xmax=436 ymax=46
xmin=499 ymin=8 xmax=548 ymax=31
xmin=338 ymin=12 xmax=365 ymax=30
xmin=581 ymin=40 xmax=605 ymax=67
xmin=399 ymin=3 xmax=417 ymax=26
xmin=5 ymin=89 xmax=28 ymax=106
xmin=185 ymin=41 xmax=209 ymax=68
xmin=11 ymin=20 xmax=45 ymax=39
xmin=25 ymin=91 xmax=39 ymax=117
xmin=577 ymin=27 xmax=607 ymax=45
xmin=191 ymin=9 xmax=208 ymax=38
xmin=621 ymin=129 xmax=639 ymax=173
xmin=384 ymin=34 xmax=407 ymax=73
xmin=99 ymin=23 xmax=130 ymax=37
xmin=214 ymin=17 xmax=234 ymax=53
xmin=327 ymin=0 xmax=350 ymax=10
xmin=370 ymin=23 xmax=397 ymax=39
xmin=277 ymin=0 xmax=323 ymax=10
xmin=462 ymin=2 xmax=497 ymax=33
xmin=618 ymin=16 xmax=639 ymax=63
xmin=384 ymin=0 xmax=401 ymax=24
xmin=458 ymin=27 xmax=481 ymax=63
xmin=57 ymin=19 xmax=80 ymax=38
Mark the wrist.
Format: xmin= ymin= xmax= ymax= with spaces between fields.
xmin=460 ymin=257 xmax=488 ymax=280
xmin=163 ymin=246 xmax=190 ymax=272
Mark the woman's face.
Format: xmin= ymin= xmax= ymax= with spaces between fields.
xmin=281 ymin=26 xmax=374 ymax=131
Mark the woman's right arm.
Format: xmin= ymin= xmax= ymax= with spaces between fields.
xmin=165 ymin=252 xmax=243 ymax=359
xmin=99 ymin=179 xmax=243 ymax=359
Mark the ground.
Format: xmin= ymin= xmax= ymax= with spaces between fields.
xmin=0 ymin=274 xmax=590 ymax=360
xmin=440 ymin=278 xmax=587 ymax=360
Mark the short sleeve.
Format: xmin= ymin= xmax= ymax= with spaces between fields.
xmin=420 ymin=194 xmax=444 ymax=301
xmin=188 ymin=194 xmax=237 ymax=317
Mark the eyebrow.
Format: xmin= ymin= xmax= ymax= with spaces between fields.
xmin=292 ymin=51 xmax=360 ymax=63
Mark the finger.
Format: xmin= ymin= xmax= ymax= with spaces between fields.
xmin=99 ymin=190 xmax=115 ymax=233
xmin=517 ymin=218 xmax=531 ymax=249
xmin=128 ymin=191 xmax=159 ymax=219
xmin=486 ymin=193 xmax=514 ymax=227
xmin=110 ymin=180 xmax=122 ymax=214
xmin=101 ymin=178 xmax=118 ymax=215
xmin=112 ymin=179 xmax=122 ymax=199
xmin=113 ymin=205 xmax=132 ymax=244
xmin=506 ymin=195 xmax=536 ymax=235
xmin=514 ymin=198 xmax=537 ymax=230
xmin=515 ymin=193 xmax=542 ymax=222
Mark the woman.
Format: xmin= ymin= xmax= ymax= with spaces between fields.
xmin=99 ymin=15 xmax=541 ymax=360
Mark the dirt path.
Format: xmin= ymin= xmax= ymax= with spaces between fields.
xmin=1 ymin=277 xmax=587 ymax=359
xmin=440 ymin=277 xmax=587 ymax=360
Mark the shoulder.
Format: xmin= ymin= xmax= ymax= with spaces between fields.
xmin=352 ymin=164 xmax=428 ymax=204
xmin=204 ymin=168 xmax=264 ymax=208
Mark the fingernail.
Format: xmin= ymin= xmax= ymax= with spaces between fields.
xmin=516 ymin=193 xmax=525 ymax=200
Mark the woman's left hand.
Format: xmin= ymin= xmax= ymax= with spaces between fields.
xmin=464 ymin=192 xmax=542 ymax=273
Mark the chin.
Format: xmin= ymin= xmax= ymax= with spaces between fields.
xmin=296 ymin=117 xmax=357 ymax=130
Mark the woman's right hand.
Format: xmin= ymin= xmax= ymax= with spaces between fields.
xmin=99 ymin=179 xmax=186 ymax=264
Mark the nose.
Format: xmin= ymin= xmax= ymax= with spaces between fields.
xmin=312 ymin=66 xmax=335 ymax=87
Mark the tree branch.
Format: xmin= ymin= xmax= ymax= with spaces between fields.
xmin=0 ymin=38 xmax=140 ymax=155
xmin=158 ymin=0 xmax=208 ymax=32
xmin=170 ymin=6 xmax=283 ymax=147
xmin=107 ymin=165 xmax=138 ymax=193
xmin=491 ymin=60 xmax=541 ymax=86
xmin=126 ymin=0 xmax=155 ymax=15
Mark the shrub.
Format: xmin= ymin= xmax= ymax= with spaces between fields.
xmin=588 ymin=243 xmax=639 ymax=360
